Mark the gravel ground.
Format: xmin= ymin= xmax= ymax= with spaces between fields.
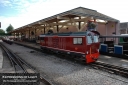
xmin=2 ymin=42 xmax=128 ymax=85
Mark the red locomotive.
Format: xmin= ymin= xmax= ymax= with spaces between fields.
xmin=39 ymin=31 xmax=100 ymax=63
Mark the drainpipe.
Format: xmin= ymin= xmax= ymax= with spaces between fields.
xmin=105 ymin=23 xmax=108 ymax=36
xmin=126 ymin=23 xmax=128 ymax=34
xmin=105 ymin=22 xmax=108 ymax=41
xmin=115 ymin=21 xmax=120 ymax=44
xmin=126 ymin=28 xmax=127 ymax=34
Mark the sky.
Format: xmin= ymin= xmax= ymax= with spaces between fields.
xmin=0 ymin=0 xmax=128 ymax=31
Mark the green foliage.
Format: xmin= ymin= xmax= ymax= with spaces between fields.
xmin=0 ymin=29 xmax=12 ymax=36
xmin=0 ymin=29 xmax=5 ymax=34
xmin=6 ymin=24 xmax=14 ymax=33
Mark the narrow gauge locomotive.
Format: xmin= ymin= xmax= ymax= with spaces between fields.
xmin=39 ymin=31 xmax=100 ymax=63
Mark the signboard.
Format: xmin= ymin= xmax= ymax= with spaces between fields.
xmin=0 ymin=73 xmax=40 ymax=85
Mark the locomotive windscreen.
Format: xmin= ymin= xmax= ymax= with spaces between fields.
xmin=87 ymin=31 xmax=99 ymax=44
xmin=93 ymin=36 xmax=98 ymax=42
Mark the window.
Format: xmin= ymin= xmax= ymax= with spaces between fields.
xmin=73 ymin=38 xmax=82 ymax=44
xmin=94 ymin=36 xmax=98 ymax=43
xmin=73 ymin=38 xmax=77 ymax=44
xmin=87 ymin=36 xmax=92 ymax=44
xmin=87 ymin=36 xmax=99 ymax=44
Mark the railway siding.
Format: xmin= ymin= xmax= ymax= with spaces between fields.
xmin=1 ymin=42 xmax=128 ymax=85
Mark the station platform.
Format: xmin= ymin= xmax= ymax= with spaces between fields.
xmin=98 ymin=55 xmax=128 ymax=68
xmin=0 ymin=40 xmax=3 ymax=69
xmin=0 ymin=48 xmax=3 ymax=69
xmin=11 ymin=41 xmax=128 ymax=69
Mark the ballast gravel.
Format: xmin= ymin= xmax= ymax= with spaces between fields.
xmin=2 ymin=42 xmax=128 ymax=85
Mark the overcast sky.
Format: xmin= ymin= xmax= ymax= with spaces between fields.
xmin=0 ymin=0 xmax=128 ymax=31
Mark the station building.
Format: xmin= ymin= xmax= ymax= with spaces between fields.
xmin=120 ymin=22 xmax=128 ymax=34
xmin=10 ymin=7 xmax=119 ymax=42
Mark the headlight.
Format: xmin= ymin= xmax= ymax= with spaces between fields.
xmin=86 ymin=51 xmax=88 ymax=54
xmin=97 ymin=49 xmax=99 ymax=52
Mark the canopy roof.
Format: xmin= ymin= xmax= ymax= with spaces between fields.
xmin=41 ymin=7 xmax=118 ymax=22
xmin=11 ymin=7 xmax=119 ymax=33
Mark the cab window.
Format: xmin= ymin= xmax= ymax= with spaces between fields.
xmin=87 ymin=36 xmax=98 ymax=44
xmin=73 ymin=38 xmax=82 ymax=45
xmin=94 ymin=36 xmax=98 ymax=42
xmin=87 ymin=36 xmax=92 ymax=44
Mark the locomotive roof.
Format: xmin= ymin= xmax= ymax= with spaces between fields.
xmin=39 ymin=31 xmax=91 ymax=37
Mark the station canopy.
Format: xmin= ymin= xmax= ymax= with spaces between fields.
xmin=11 ymin=7 xmax=118 ymax=33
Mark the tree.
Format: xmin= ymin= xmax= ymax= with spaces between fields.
xmin=0 ymin=29 xmax=5 ymax=34
xmin=6 ymin=24 xmax=14 ymax=33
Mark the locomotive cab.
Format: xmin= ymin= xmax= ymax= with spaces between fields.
xmin=86 ymin=31 xmax=100 ymax=63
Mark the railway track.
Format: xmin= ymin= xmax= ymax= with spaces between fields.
xmin=0 ymin=42 xmax=53 ymax=85
xmin=90 ymin=61 xmax=128 ymax=78
xmin=0 ymin=42 xmax=36 ymax=73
